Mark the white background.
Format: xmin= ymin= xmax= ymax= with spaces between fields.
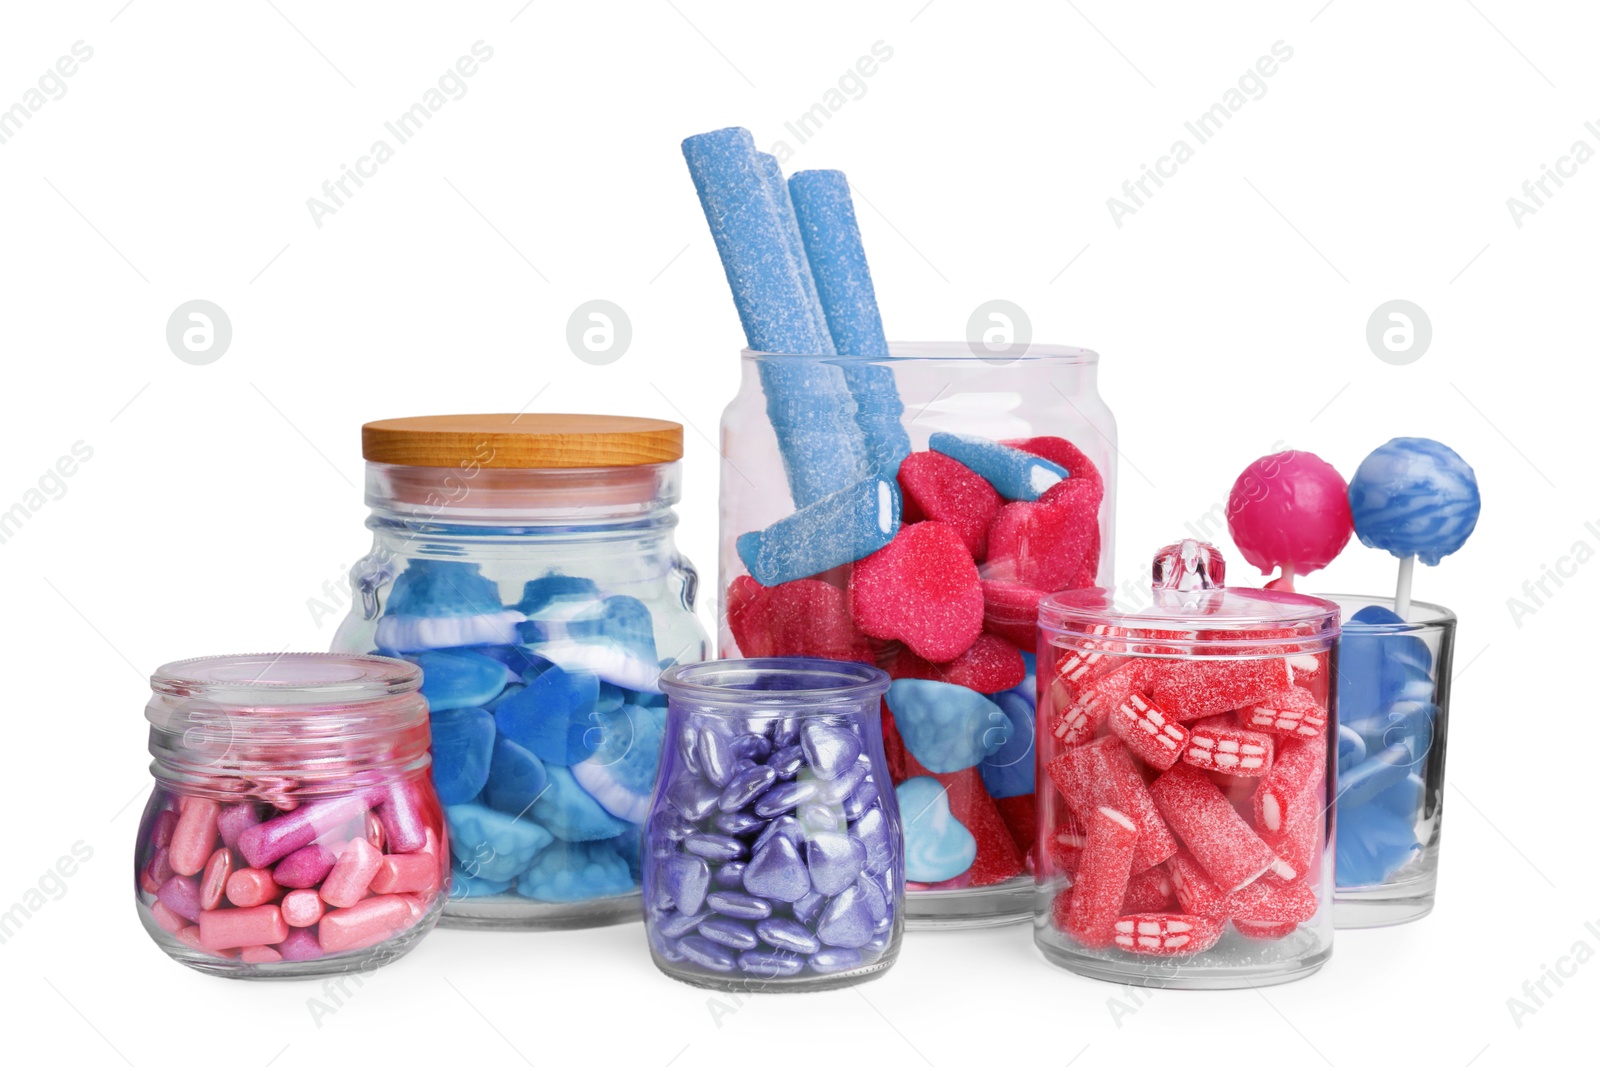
xmin=0 ymin=2 xmax=1591 ymax=1064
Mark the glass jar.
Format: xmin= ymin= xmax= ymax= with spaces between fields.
xmin=134 ymin=653 xmax=447 ymax=978
xmin=1327 ymin=595 xmax=1455 ymax=927
xmin=646 ymin=658 xmax=903 ymax=990
xmin=1035 ymin=541 xmax=1339 ymax=988
xmin=332 ymin=414 xmax=709 ymax=929
xmin=718 ymin=343 xmax=1116 ymax=928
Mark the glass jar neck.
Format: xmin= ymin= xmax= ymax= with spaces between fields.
xmin=365 ymin=460 xmax=681 ymax=532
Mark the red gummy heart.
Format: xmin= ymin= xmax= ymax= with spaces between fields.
xmin=984 ymin=477 xmax=1102 ymax=592
xmin=1005 ymin=435 xmax=1103 ymax=495
xmin=979 ymin=579 xmax=1046 ymax=649
xmin=726 ymin=576 xmax=874 ymax=663
xmin=897 ymin=450 xmax=1003 ymax=560
xmin=888 ymin=633 xmax=1026 ymax=693
xmin=848 ymin=522 xmax=983 ymax=663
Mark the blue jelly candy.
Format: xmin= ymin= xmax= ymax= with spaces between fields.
xmin=1337 ymin=725 xmax=1367 ymax=774
xmin=532 ymin=765 xmax=630 ymax=842
xmin=386 ymin=559 xmax=503 ymax=616
xmin=429 ymin=706 xmax=496 ymax=805
xmin=413 ymin=649 xmax=513 ymax=711
xmin=896 ymin=777 xmax=976 ymax=883
xmin=1336 ymin=803 xmax=1419 ymax=886
xmin=1337 ymin=743 xmax=1414 ymax=807
xmin=759 ymin=153 xmax=833 ymax=350
xmin=1348 ymin=437 xmax=1480 ymax=565
xmin=1369 ymin=771 xmax=1426 ymax=820
xmin=571 ymin=701 xmax=665 ymax=824
xmin=929 ymin=431 xmax=1068 ymax=501
xmin=516 ymin=838 xmax=635 ymax=902
xmin=737 ymin=473 xmax=901 ymax=586
xmin=519 ymin=597 xmax=663 ymax=692
xmin=979 ymin=689 xmax=1036 ymax=799
xmin=447 ymin=871 xmax=514 ymax=898
xmin=886 ymin=679 xmax=1012 ymax=774
xmin=446 ymin=803 xmax=553 ymax=882
xmin=492 ymin=663 xmax=604 ymax=766
xmin=515 ymin=573 xmax=600 ymax=615
xmin=484 ymin=735 xmax=548 ymax=817
xmin=376 ymin=611 xmax=522 ymax=654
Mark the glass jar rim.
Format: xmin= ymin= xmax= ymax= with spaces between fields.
xmin=151 ymin=652 xmax=420 ymax=704
xmin=660 ymin=657 xmax=890 ymax=707
xmin=1320 ymin=593 xmax=1456 ymax=632
xmin=743 ymin=341 xmax=1099 ymax=364
xmin=1039 ymin=588 xmax=1340 ymax=655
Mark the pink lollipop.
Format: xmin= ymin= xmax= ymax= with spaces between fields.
xmin=1226 ymin=451 xmax=1352 ymax=591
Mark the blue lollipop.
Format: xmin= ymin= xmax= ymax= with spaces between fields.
xmin=1348 ymin=437 xmax=1480 ymax=617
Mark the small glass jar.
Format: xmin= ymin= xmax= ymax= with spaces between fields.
xmin=134 ymin=653 xmax=447 ymax=978
xmin=1327 ymin=595 xmax=1455 ymax=927
xmin=645 ymin=658 xmax=904 ymax=991
xmin=1035 ymin=541 xmax=1339 ymax=988
xmin=332 ymin=414 xmax=709 ymax=929
xmin=718 ymin=344 xmax=1117 ymax=928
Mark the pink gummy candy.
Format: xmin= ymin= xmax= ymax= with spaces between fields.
xmin=1005 ymin=436 xmax=1103 ymax=495
xmin=1226 ymin=451 xmax=1353 ymax=581
xmin=1149 ymin=763 xmax=1277 ymax=892
xmin=889 ymin=633 xmax=1025 ymax=693
xmin=728 ymin=575 xmax=875 ymax=663
xmin=979 ymin=579 xmax=1047 ymax=648
xmin=984 ymin=477 xmax=1101 ymax=593
xmin=848 ymin=522 xmax=983 ymax=663
xmin=897 ymin=450 xmax=1003 ymax=560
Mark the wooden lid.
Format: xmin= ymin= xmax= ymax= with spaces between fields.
xmin=362 ymin=414 xmax=682 ymax=469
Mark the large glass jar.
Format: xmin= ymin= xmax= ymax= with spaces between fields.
xmin=646 ymin=658 xmax=905 ymax=991
xmin=333 ymin=414 xmax=709 ymax=929
xmin=1035 ymin=541 xmax=1339 ymax=988
xmin=1328 ymin=595 xmax=1455 ymax=927
xmin=134 ymin=653 xmax=447 ymax=978
xmin=717 ymin=344 xmax=1116 ymax=927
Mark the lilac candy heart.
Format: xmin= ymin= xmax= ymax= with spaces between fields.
xmin=719 ymin=764 xmax=777 ymax=813
xmin=713 ymin=862 xmax=747 ymax=890
xmin=754 ymin=779 xmax=818 ymax=818
xmin=742 ymin=836 xmax=811 ymax=902
xmin=843 ymin=780 xmax=879 ymax=821
xmin=801 ymin=722 xmax=862 ymax=780
xmin=698 ymin=728 xmax=738 ymax=787
xmin=807 ymin=832 xmax=867 ymax=896
xmin=792 ymin=889 xmax=827 ymax=925
xmin=699 ymin=916 xmax=759 ymax=951
xmin=738 ymin=951 xmax=805 ymax=977
xmin=678 ymin=935 xmax=737 ymax=972
xmin=668 ymin=776 xmax=721 ymax=822
xmin=685 ymin=833 xmax=746 ymax=863
xmin=753 ymin=815 xmax=802 ymax=854
xmin=658 ymin=909 xmax=709 ymax=938
xmin=808 ymin=946 xmax=863 ymax=974
xmin=817 ymin=884 xmax=875 ymax=948
xmin=661 ymin=854 xmax=711 ymax=915
xmin=756 ymin=917 xmax=820 ymax=955
xmin=706 ymin=890 xmax=773 ymax=920
xmin=714 ymin=811 xmax=766 ymax=836
xmin=816 ymin=760 xmax=869 ymax=803
xmin=852 ymin=807 xmax=894 ymax=876
xmin=768 ymin=744 xmax=805 ymax=779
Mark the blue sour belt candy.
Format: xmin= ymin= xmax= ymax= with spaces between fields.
xmin=929 ymin=431 xmax=1068 ymax=502
xmin=758 ymin=358 xmax=872 ymax=508
xmin=447 ymin=803 xmax=554 ymax=883
xmin=1347 ymin=437 xmax=1481 ymax=566
xmin=736 ymin=473 xmax=901 ymax=586
xmin=885 ymin=679 xmax=1013 ymax=774
xmin=428 ymin=706 xmax=496 ymax=804
xmin=895 ymin=777 xmax=977 ymax=883
xmin=788 ymin=169 xmax=911 ymax=476
xmin=412 ymin=649 xmax=516 ymax=711
xmin=978 ymin=689 xmax=1036 ymax=799
xmin=758 ymin=153 xmax=834 ymax=353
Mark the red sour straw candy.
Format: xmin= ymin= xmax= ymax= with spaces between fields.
xmin=1225 ymin=451 xmax=1353 ymax=583
xmin=1149 ymin=763 xmax=1278 ymax=892
xmin=1047 ymin=736 xmax=1177 ymax=871
xmin=848 ymin=521 xmax=984 ymax=662
xmin=1112 ymin=913 xmax=1224 ymax=957
xmin=1241 ymin=686 xmax=1328 ymax=739
xmin=1122 ymin=864 xmax=1176 ymax=912
xmin=1147 ymin=657 xmax=1293 ymax=721
xmin=897 ymin=450 xmax=1003 ymax=560
xmin=1064 ymin=806 xmax=1141 ymax=949
xmin=1253 ymin=735 xmax=1325 ymax=834
xmin=1109 ymin=692 xmax=1189 ymax=770
xmin=1050 ymin=661 xmax=1149 ymax=746
xmin=1182 ymin=716 xmax=1275 ymax=777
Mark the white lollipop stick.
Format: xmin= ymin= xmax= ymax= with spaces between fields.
xmin=1394 ymin=555 xmax=1414 ymax=621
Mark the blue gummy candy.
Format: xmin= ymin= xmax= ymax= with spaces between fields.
xmin=929 ymin=431 xmax=1068 ymax=501
xmin=446 ymin=803 xmax=554 ymax=882
xmin=979 ymin=689 xmax=1036 ymax=799
xmin=1337 ymin=725 xmax=1367 ymax=774
xmin=515 ymin=573 xmax=600 ymax=615
xmin=484 ymin=735 xmax=548 ymax=817
xmin=532 ymin=765 xmax=631 ymax=842
xmin=1348 ymin=437 xmax=1480 ymax=565
xmin=759 ymin=153 xmax=834 ymax=353
xmin=386 ymin=559 xmax=503 ymax=617
xmin=447 ymin=870 xmax=514 ymax=898
xmin=1369 ymin=772 xmax=1426 ymax=820
xmin=1335 ymin=803 xmax=1419 ymax=887
xmin=517 ymin=839 xmax=636 ymax=902
xmin=571 ymin=701 xmax=666 ymax=824
xmin=789 ymin=170 xmax=888 ymax=361
xmin=429 ymin=706 xmax=496 ymax=805
xmin=519 ymin=596 xmax=663 ymax=692
xmin=1337 ymin=743 xmax=1414 ymax=807
xmin=736 ymin=474 xmax=901 ymax=586
xmin=896 ymin=777 xmax=976 ymax=883
xmin=375 ymin=611 xmax=522 ymax=654
xmin=492 ymin=663 xmax=603 ymax=766
xmin=886 ymin=679 xmax=1012 ymax=774
xmin=413 ymin=649 xmax=513 ymax=711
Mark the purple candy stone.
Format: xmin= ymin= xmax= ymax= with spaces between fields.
xmin=742 ymin=837 xmax=811 ymax=903
xmin=801 ymin=722 xmax=861 ymax=780
xmin=662 ymin=854 xmax=711 ymax=915
xmin=699 ymin=916 xmax=759 ymax=951
xmin=817 ymin=884 xmax=875 ymax=948
xmin=806 ymin=832 xmax=867 ymax=896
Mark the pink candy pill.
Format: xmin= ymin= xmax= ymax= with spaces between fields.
xmin=370 ymin=853 xmax=440 ymax=896
xmin=278 ymin=927 xmax=324 ymax=961
xmin=149 ymin=898 xmax=187 ymax=934
xmin=200 ymin=848 xmax=232 ymax=911
xmin=225 ymin=867 xmax=281 ymax=908
xmin=377 ymin=781 xmax=429 ymax=854
xmin=318 ymin=895 xmax=413 ymax=954
xmin=158 ymin=875 xmax=203 ymax=923
xmin=169 ymin=798 xmax=220 ymax=876
xmin=281 ymin=889 xmax=325 ymax=928
xmin=217 ymin=802 xmax=262 ymax=850
xmin=237 ymin=794 xmax=369 ymax=869
xmin=150 ymin=809 xmax=178 ymax=850
xmin=199 ymin=904 xmax=288 ymax=952
xmin=240 ymin=946 xmax=283 ymax=964
xmin=273 ymin=844 xmax=337 ymax=889
xmin=320 ymin=837 xmax=383 ymax=909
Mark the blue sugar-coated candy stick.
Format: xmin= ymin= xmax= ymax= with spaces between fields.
xmin=789 ymin=170 xmax=911 ymax=475
xmin=1348 ymin=437 xmax=1481 ymax=566
xmin=736 ymin=474 xmax=901 ymax=586
xmin=929 ymin=431 xmax=1068 ymax=501
xmin=758 ymin=356 xmax=869 ymax=507
xmin=681 ymin=128 xmax=832 ymax=355
xmin=758 ymin=153 xmax=834 ymax=354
